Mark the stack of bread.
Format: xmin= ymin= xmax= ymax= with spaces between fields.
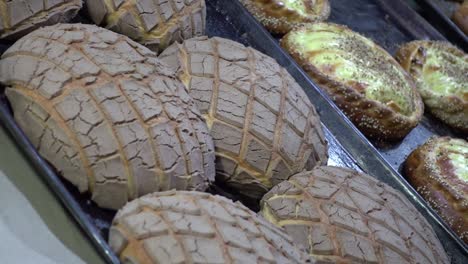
xmin=0 ymin=0 xmax=462 ymax=263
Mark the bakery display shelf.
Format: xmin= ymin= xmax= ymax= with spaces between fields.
xmin=414 ymin=0 xmax=468 ymax=52
xmin=0 ymin=0 xmax=466 ymax=263
xmin=213 ymin=0 xmax=468 ymax=261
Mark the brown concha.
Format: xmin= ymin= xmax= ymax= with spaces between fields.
xmin=261 ymin=166 xmax=450 ymax=264
xmin=159 ymin=36 xmax=328 ymax=201
xmin=0 ymin=0 xmax=82 ymax=40
xmin=404 ymin=136 xmax=468 ymax=244
xmin=86 ymin=0 xmax=206 ymax=53
xmin=0 ymin=24 xmax=215 ymax=210
xmin=109 ymin=191 xmax=313 ymax=264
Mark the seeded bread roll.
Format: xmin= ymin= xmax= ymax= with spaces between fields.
xmin=281 ymin=23 xmax=424 ymax=141
xmin=0 ymin=0 xmax=82 ymax=40
xmin=405 ymin=137 xmax=467 ymax=244
xmin=159 ymin=36 xmax=328 ymax=201
xmin=86 ymin=0 xmax=206 ymax=53
xmin=261 ymin=166 xmax=450 ymax=264
xmin=396 ymin=40 xmax=468 ymax=133
xmin=0 ymin=24 xmax=215 ymax=210
xmin=109 ymin=191 xmax=313 ymax=264
xmin=452 ymin=0 xmax=468 ymax=35
xmin=239 ymin=0 xmax=330 ymax=34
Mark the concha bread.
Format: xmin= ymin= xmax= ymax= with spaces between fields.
xmin=396 ymin=40 xmax=467 ymax=133
xmin=86 ymin=0 xmax=206 ymax=53
xmin=239 ymin=0 xmax=330 ymax=34
xmin=0 ymin=24 xmax=215 ymax=210
xmin=260 ymin=166 xmax=450 ymax=264
xmin=281 ymin=23 xmax=424 ymax=140
xmin=109 ymin=191 xmax=313 ymax=264
xmin=0 ymin=0 xmax=82 ymax=40
xmin=159 ymin=36 xmax=328 ymax=200
xmin=405 ymin=137 xmax=467 ymax=244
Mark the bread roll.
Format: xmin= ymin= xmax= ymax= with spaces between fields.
xmin=396 ymin=40 xmax=467 ymax=133
xmin=159 ymin=36 xmax=328 ymax=201
xmin=281 ymin=23 xmax=424 ymax=141
xmin=239 ymin=0 xmax=330 ymax=34
xmin=405 ymin=137 xmax=467 ymax=244
xmin=261 ymin=166 xmax=450 ymax=263
xmin=0 ymin=24 xmax=215 ymax=210
xmin=86 ymin=0 xmax=206 ymax=53
xmin=109 ymin=191 xmax=312 ymax=264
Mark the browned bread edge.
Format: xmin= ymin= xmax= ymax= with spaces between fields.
xmin=404 ymin=137 xmax=467 ymax=244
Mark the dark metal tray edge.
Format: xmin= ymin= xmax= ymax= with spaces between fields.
xmin=414 ymin=0 xmax=468 ymax=51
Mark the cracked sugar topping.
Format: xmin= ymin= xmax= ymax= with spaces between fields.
xmin=159 ymin=36 xmax=328 ymax=200
xmin=286 ymin=23 xmax=416 ymax=116
xmin=261 ymin=166 xmax=449 ymax=263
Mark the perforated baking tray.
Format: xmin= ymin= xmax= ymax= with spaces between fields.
xmin=0 ymin=0 xmax=466 ymax=263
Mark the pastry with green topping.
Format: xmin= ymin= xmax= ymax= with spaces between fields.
xmin=239 ymin=0 xmax=330 ymax=34
xmin=281 ymin=23 xmax=424 ymax=140
xmin=396 ymin=41 xmax=467 ymax=133
xmin=405 ymin=137 xmax=467 ymax=244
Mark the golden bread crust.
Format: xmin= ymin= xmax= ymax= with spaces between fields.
xmin=86 ymin=0 xmax=206 ymax=53
xmin=404 ymin=137 xmax=468 ymax=244
xmin=240 ymin=0 xmax=330 ymax=34
xmin=281 ymin=23 xmax=423 ymax=140
xmin=396 ymin=40 xmax=468 ymax=133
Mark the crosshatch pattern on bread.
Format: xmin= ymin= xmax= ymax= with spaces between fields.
xmin=159 ymin=36 xmax=329 ymax=201
xmin=0 ymin=24 xmax=216 ymax=210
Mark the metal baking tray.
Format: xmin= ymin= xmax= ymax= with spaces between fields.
xmin=413 ymin=0 xmax=468 ymax=51
xmin=0 ymin=0 xmax=466 ymax=263
xmin=236 ymin=0 xmax=467 ymax=261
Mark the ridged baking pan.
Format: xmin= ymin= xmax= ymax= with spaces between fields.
xmin=0 ymin=0 xmax=466 ymax=263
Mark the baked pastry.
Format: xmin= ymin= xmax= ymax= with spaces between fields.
xmin=109 ymin=191 xmax=312 ymax=263
xmin=396 ymin=41 xmax=467 ymax=133
xmin=261 ymin=166 xmax=450 ymax=263
xmin=0 ymin=24 xmax=215 ymax=210
xmin=239 ymin=0 xmax=330 ymax=34
xmin=159 ymin=36 xmax=328 ymax=201
xmin=452 ymin=0 xmax=468 ymax=35
xmin=86 ymin=0 xmax=206 ymax=53
xmin=281 ymin=23 xmax=424 ymax=141
xmin=0 ymin=0 xmax=82 ymax=40
xmin=405 ymin=137 xmax=467 ymax=244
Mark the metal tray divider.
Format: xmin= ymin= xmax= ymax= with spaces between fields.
xmin=414 ymin=0 xmax=468 ymax=51
xmin=377 ymin=0 xmax=446 ymax=41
